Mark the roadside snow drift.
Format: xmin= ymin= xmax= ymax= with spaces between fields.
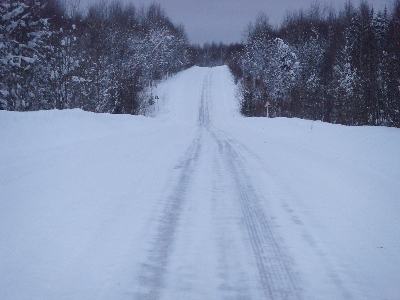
xmin=1 ymin=66 xmax=399 ymax=299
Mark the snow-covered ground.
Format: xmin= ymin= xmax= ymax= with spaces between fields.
xmin=1 ymin=66 xmax=399 ymax=299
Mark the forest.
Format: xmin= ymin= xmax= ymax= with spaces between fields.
xmin=231 ymin=1 xmax=400 ymax=127
xmin=1 ymin=0 xmax=400 ymax=127
xmin=1 ymin=0 xmax=192 ymax=114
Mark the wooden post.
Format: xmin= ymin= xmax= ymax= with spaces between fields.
xmin=265 ymin=101 xmax=271 ymax=118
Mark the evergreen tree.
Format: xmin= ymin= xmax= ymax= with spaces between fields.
xmin=0 ymin=0 xmax=51 ymax=110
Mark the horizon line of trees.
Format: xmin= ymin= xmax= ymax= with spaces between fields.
xmin=1 ymin=0 xmax=192 ymax=114
xmin=2 ymin=0 xmax=400 ymax=128
xmin=231 ymin=1 xmax=400 ymax=127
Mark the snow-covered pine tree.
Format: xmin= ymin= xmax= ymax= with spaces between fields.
xmin=0 ymin=0 xmax=51 ymax=111
xmin=387 ymin=0 xmax=400 ymax=126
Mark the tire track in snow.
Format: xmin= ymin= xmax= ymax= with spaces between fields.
xmin=204 ymin=71 xmax=254 ymax=299
xmin=198 ymin=70 xmax=212 ymax=129
xmin=213 ymin=131 xmax=303 ymax=299
xmin=213 ymin=129 xmax=354 ymax=299
xmin=135 ymin=70 xmax=213 ymax=299
xmin=200 ymin=69 xmax=302 ymax=298
xmin=211 ymin=151 xmax=254 ymax=299
xmin=134 ymin=132 xmax=203 ymax=300
xmin=136 ymin=67 xmax=303 ymax=299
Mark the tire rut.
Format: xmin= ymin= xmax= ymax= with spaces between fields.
xmin=213 ymin=130 xmax=303 ymax=299
xmin=134 ymin=132 xmax=203 ymax=300
xmin=136 ymin=67 xmax=303 ymax=299
xmin=202 ymin=69 xmax=302 ymax=299
xmin=135 ymin=70 xmax=214 ymax=299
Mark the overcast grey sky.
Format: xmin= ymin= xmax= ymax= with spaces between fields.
xmin=79 ymin=0 xmax=392 ymax=44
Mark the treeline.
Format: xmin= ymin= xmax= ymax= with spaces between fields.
xmin=232 ymin=1 xmax=400 ymax=127
xmin=191 ymin=42 xmax=244 ymax=67
xmin=0 ymin=0 xmax=191 ymax=114
xmin=3 ymin=1 xmax=400 ymax=127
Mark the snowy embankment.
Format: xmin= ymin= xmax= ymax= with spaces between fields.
xmin=1 ymin=66 xmax=400 ymax=299
xmin=226 ymin=117 xmax=400 ymax=298
xmin=0 ymin=109 xmax=196 ymax=299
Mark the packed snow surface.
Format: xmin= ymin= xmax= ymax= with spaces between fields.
xmin=1 ymin=66 xmax=399 ymax=299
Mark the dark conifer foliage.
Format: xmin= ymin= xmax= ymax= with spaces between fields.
xmin=0 ymin=0 xmax=192 ymax=114
xmin=0 ymin=0 xmax=51 ymax=110
xmin=232 ymin=2 xmax=400 ymax=127
xmin=1 ymin=1 xmax=399 ymax=127
xmin=190 ymin=42 xmax=244 ymax=69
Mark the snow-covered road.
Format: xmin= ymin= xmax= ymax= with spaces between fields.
xmin=1 ymin=66 xmax=400 ymax=299
xmin=135 ymin=70 xmax=301 ymax=299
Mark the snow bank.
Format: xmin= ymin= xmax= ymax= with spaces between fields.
xmin=225 ymin=116 xmax=400 ymax=299
xmin=0 ymin=108 xmax=195 ymax=299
